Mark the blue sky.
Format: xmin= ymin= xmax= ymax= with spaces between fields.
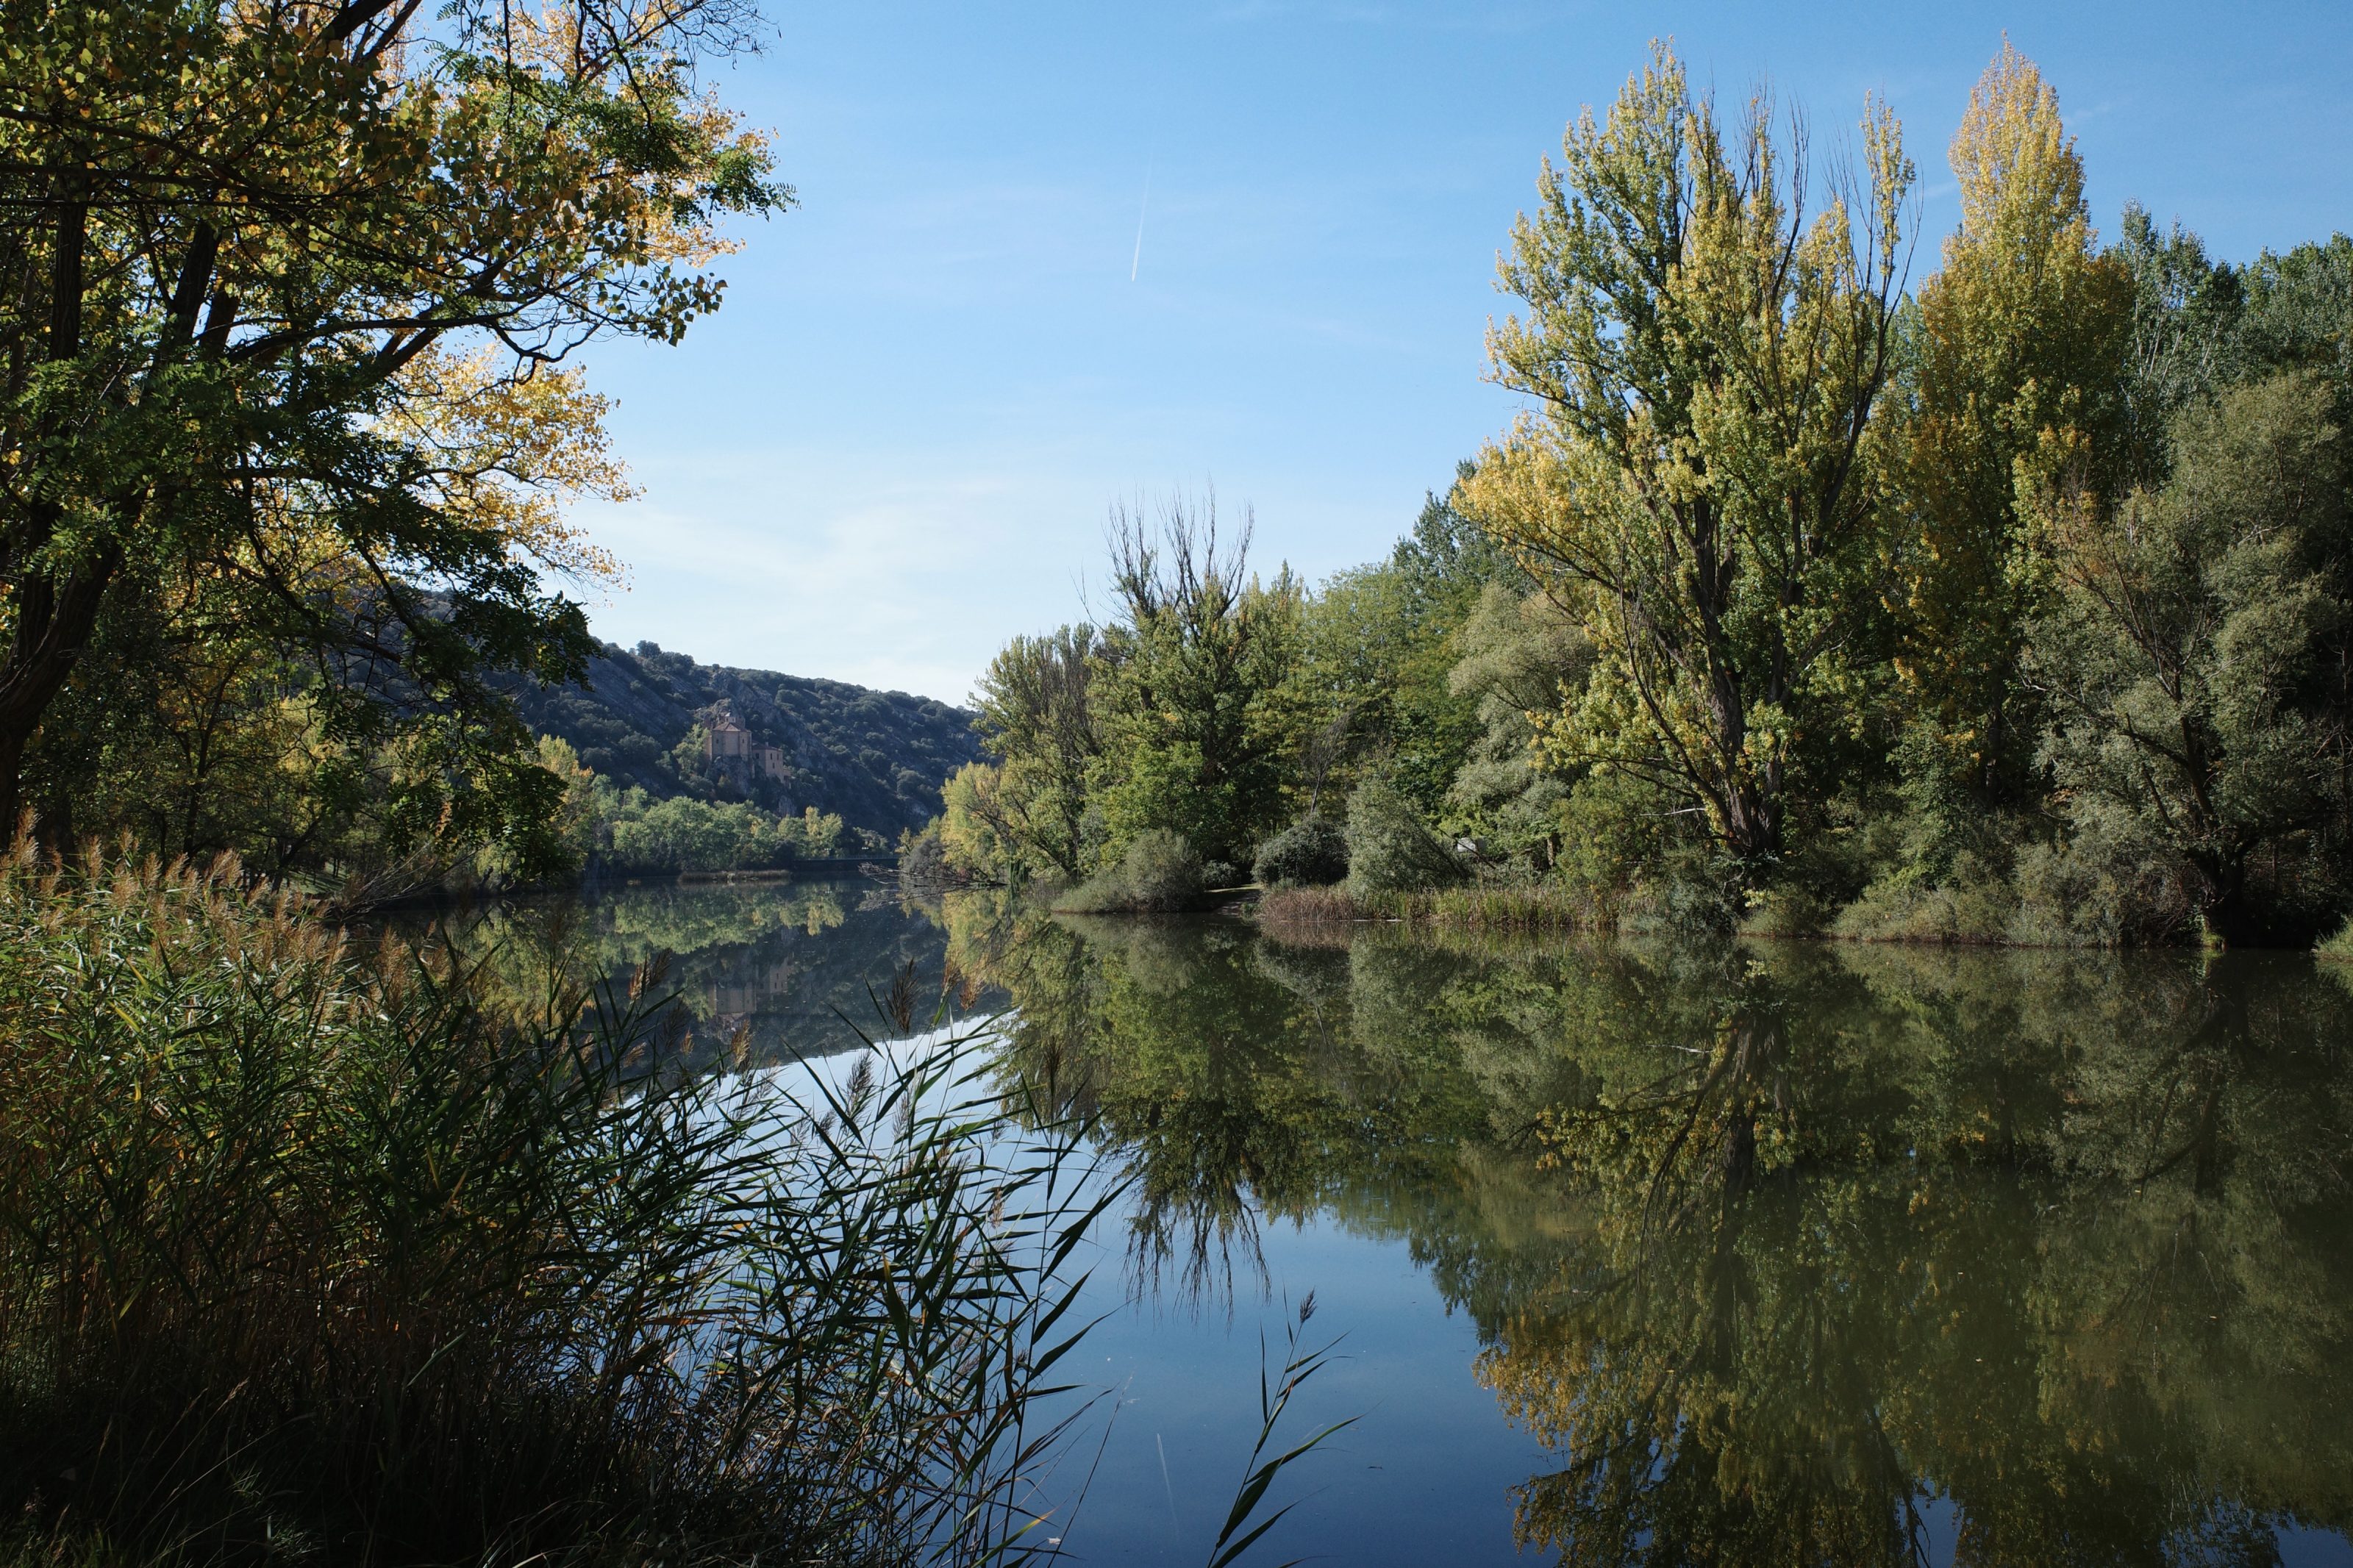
xmin=567 ymin=0 xmax=2353 ymax=704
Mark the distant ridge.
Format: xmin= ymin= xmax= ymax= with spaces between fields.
xmin=504 ymin=641 xmax=979 ymax=841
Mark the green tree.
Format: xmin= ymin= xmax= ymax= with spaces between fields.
xmin=0 ymin=0 xmax=785 ymax=866
xmin=608 ymin=795 xmax=748 ymax=873
xmin=936 ymin=759 xmax=1024 ymax=882
xmin=1443 ymin=581 xmax=1588 ymax=865
xmin=1285 ymin=485 xmax=1511 ymax=817
xmin=970 ymin=626 xmax=1100 ymax=878
xmin=2026 ymin=371 xmax=2353 ymax=942
xmin=788 ymin=805 xmax=845 ymax=859
xmin=1090 ymin=495 xmax=1302 ymax=867
xmin=1463 ymin=42 xmax=1913 ymax=880
xmin=1890 ymin=43 xmax=2135 ymax=811
xmin=2113 ymin=206 xmax=2246 ymax=465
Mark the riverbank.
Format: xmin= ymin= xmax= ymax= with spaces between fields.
xmin=675 ymin=856 xmax=896 ymax=883
xmin=0 ymin=851 xmax=1082 ymax=1564
xmin=1256 ymin=880 xmax=2353 ymax=955
xmin=1256 ymin=882 xmax=1587 ymax=933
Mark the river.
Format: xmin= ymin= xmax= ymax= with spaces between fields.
xmin=467 ymin=878 xmax=2353 ymax=1567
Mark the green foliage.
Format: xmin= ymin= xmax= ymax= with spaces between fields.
xmin=2319 ymin=917 xmax=2353 ymax=963
xmin=949 ymin=43 xmax=2353 ymax=948
xmin=509 ymin=643 xmax=981 ymax=843
xmin=1889 ymin=44 xmax=2135 ymax=807
xmin=971 ymin=627 xmax=1101 ymax=878
xmin=1442 ymin=42 xmax=2353 ymax=945
xmin=2027 ymin=371 xmax=2352 ymax=942
xmin=1465 ymin=40 xmax=1913 ymax=873
xmin=1056 ymin=828 xmax=1207 ymax=914
xmin=1441 ymin=582 xmax=1586 ymax=866
xmin=1252 ymin=816 xmax=1349 ymax=889
xmin=0 ymin=0 xmax=788 ymax=875
xmin=0 ymin=850 xmax=1101 ymax=1563
xmin=1829 ymin=851 xmax=2013 ymax=945
xmin=966 ymin=497 xmax=1302 ymax=895
xmin=936 ymin=760 xmax=1024 ymax=883
xmin=897 ymin=817 xmax=961 ymax=889
xmin=588 ymin=778 xmax=844 ymax=875
xmin=1090 ymin=499 xmax=1303 ymax=867
xmin=671 ymin=723 xmax=715 ymax=782
xmin=1343 ymin=780 xmax=1467 ymax=898
xmin=1285 ymin=487 xmax=1504 ymax=817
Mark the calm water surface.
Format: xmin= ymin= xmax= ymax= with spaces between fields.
xmin=507 ymin=880 xmax=2353 ymax=1567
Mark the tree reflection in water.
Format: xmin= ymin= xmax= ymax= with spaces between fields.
xmin=936 ymin=892 xmax=2353 ymax=1564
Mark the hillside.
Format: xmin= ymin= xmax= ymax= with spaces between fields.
xmin=504 ymin=641 xmax=980 ymax=841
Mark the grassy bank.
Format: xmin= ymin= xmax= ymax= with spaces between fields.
xmin=1260 ymin=876 xmax=2353 ymax=953
xmin=1257 ymin=881 xmax=1588 ymax=933
xmin=0 ymin=848 xmax=1094 ymax=1566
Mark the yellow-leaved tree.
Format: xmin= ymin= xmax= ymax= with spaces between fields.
xmin=1462 ymin=42 xmax=1912 ymax=880
xmin=1890 ymin=41 xmax=2134 ymax=806
xmin=0 ymin=0 xmax=787 ymax=874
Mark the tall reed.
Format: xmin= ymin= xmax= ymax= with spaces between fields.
xmin=1256 ymin=882 xmax=1588 ymax=932
xmin=0 ymin=845 xmax=1103 ymax=1565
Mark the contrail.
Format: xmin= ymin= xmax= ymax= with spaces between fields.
xmin=1131 ymin=166 xmax=1151 ymax=282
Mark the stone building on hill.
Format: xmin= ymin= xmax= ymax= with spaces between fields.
xmin=705 ymin=711 xmax=790 ymax=782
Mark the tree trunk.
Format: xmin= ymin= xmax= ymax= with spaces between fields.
xmin=0 ymin=728 xmax=26 ymax=850
xmin=0 ymin=550 xmax=124 ymax=851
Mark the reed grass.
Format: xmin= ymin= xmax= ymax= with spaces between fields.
xmin=1201 ymin=1295 xmax=1354 ymax=1568
xmin=0 ymin=845 xmax=1104 ymax=1567
xmin=1256 ymin=881 xmax=1589 ymax=933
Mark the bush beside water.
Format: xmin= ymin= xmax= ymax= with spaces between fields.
xmin=0 ymin=848 xmax=1090 ymax=1564
xmin=1343 ymin=781 xmax=1468 ymax=899
xmin=1252 ymin=817 xmax=1349 ymax=889
xmin=2321 ymin=918 xmax=2353 ymax=964
xmin=1257 ymin=881 xmax=1587 ymax=931
xmin=1054 ymin=830 xmax=1208 ymax=914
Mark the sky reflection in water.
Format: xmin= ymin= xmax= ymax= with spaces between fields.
xmin=521 ymin=881 xmax=2353 ymax=1567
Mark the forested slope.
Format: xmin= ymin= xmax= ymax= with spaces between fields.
xmin=504 ymin=642 xmax=980 ymax=841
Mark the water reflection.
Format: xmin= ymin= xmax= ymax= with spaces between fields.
xmin=934 ymin=896 xmax=2353 ymax=1564
xmin=446 ymin=880 xmax=974 ymax=1062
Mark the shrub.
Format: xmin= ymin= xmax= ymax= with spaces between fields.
xmin=1253 ymin=817 xmax=1349 ymax=888
xmin=1546 ymin=772 xmax=1676 ymax=923
xmin=1740 ymin=884 xmax=1838 ymax=939
xmin=1257 ymin=885 xmax=1360 ymax=925
xmin=1055 ymin=829 xmax=1206 ymax=913
xmin=0 ymin=848 xmax=1093 ymax=1564
xmin=2006 ymin=832 xmax=2193 ymax=948
xmin=1830 ymin=852 xmax=2018 ymax=944
xmin=897 ymin=818 xmax=967 ymax=889
xmin=1345 ymin=781 xmax=1468 ymax=899
xmin=2318 ymin=916 xmax=2353 ymax=964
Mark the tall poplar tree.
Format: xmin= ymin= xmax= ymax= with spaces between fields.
xmin=1463 ymin=43 xmax=1912 ymax=876
xmin=1890 ymin=43 xmax=2133 ymax=807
